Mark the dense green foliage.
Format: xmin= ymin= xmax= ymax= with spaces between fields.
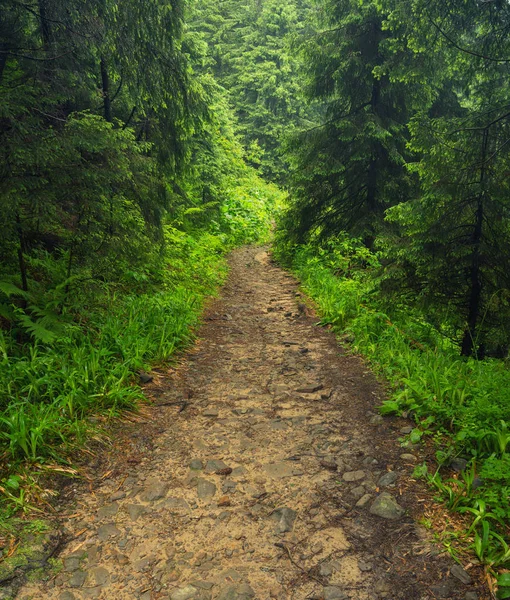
xmin=281 ymin=0 xmax=510 ymax=358
xmin=191 ymin=0 xmax=315 ymax=180
xmin=0 ymin=0 xmax=283 ymax=511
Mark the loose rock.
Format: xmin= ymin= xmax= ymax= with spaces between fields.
xmin=370 ymin=493 xmax=405 ymax=519
xmin=197 ymin=478 xmax=217 ymax=499
xmin=451 ymin=564 xmax=472 ymax=584
xmin=343 ymin=470 xmax=365 ymax=482
xmin=271 ymin=507 xmax=297 ymax=533
xmin=378 ymin=471 xmax=398 ymax=487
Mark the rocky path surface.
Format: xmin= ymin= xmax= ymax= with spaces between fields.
xmin=19 ymin=247 xmax=484 ymax=600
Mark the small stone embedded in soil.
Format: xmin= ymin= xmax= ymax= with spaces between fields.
xmin=231 ymin=466 xmax=248 ymax=477
xmin=189 ymin=459 xmax=203 ymax=470
xmin=431 ymin=580 xmax=457 ymax=598
xmin=355 ymin=493 xmax=373 ymax=508
xmin=127 ymin=504 xmax=147 ymax=521
xmin=97 ymin=503 xmax=119 ymax=520
xmin=400 ymin=453 xmax=417 ymax=462
xmin=68 ymin=570 xmax=87 ymax=588
xmin=295 ymin=383 xmax=324 ymax=393
xmin=343 ymin=470 xmax=365 ymax=482
xmin=323 ymin=586 xmax=349 ymax=599
xmin=170 ymin=585 xmax=199 ymax=600
xmin=451 ymin=564 xmax=472 ymax=584
xmin=218 ymin=496 xmax=231 ymax=507
xmin=350 ymin=485 xmax=365 ymax=500
xmin=205 ymin=459 xmax=228 ymax=474
xmin=370 ymin=492 xmax=405 ymax=519
xmin=190 ymin=581 xmax=214 ymax=590
xmin=400 ymin=426 xmax=413 ymax=434
xmin=88 ymin=566 xmax=109 ymax=586
xmin=217 ymin=584 xmax=255 ymax=600
xmin=271 ymin=507 xmax=297 ymax=533
xmin=59 ymin=593 xmax=76 ymax=600
xmin=378 ymin=471 xmax=398 ymax=487
xmin=369 ymin=414 xmax=384 ymax=425
xmin=203 ymin=408 xmax=219 ymax=417
xmin=97 ymin=523 xmax=121 ymax=541
xmin=140 ymin=480 xmax=168 ymax=502
xmin=197 ymin=478 xmax=217 ymax=499
xmin=465 ymin=593 xmax=478 ymax=600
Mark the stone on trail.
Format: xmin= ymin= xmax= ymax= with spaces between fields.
xmin=355 ymin=494 xmax=373 ymax=508
xmin=140 ymin=480 xmax=169 ymax=502
xmin=96 ymin=503 xmax=119 ymax=520
xmin=203 ymin=408 xmax=219 ymax=418
xmin=271 ymin=507 xmax=297 ymax=533
xmin=323 ymin=586 xmax=349 ymax=600
xmin=295 ymin=383 xmax=324 ymax=393
xmin=451 ymin=564 xmax=472 ymax=585
xmin=189 ymin=459 xmax=203 ymax=470
xmin=88 ymin=566 xmax=110 ymax=587
xmin=342 ymin=470 xmax=365 ymax=482
xmin=68 ymin=570 xmax=87 ymax=588
xmin=197 ymin=478 xmax=217 ymax=499
xmin=59 ymin=592 xmax=76 ymax=600
xmin=97 ymin=523 xmax=121 ymax=541
xmin=378 ymin=471 xmax=398 ymax=487
xmin=127 ymin=504 xmax=147 ymax=521
xmin=204 ymin=459 xmax=229 ymax=474
xmin=170 ymin=585 xmax=199 ymax=600
xmin=370 ymin=492 xmax=405 ymax=519
xmin=400 ymin=453 xmax=417 ymax=463
xmin=216 ymin=584 xmax=255 ymax=600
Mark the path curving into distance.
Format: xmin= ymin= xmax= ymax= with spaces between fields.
xmin=19 ymin=247 xmax=484 ymax=600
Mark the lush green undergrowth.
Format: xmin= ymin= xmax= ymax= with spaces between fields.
xmin=0 ymin=179 xmax=283 ymax=519
xmin=275 ymin=237 xmax=510 ymax=581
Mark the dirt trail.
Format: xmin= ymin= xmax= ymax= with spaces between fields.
xmin=19 ymin=247 xmax=483 ymax=600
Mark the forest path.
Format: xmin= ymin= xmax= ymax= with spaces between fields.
xmin=19 ymin=246 xmax=480 ymax=600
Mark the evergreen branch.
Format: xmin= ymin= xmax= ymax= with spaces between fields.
xmin=426 ymin=11 xmax=510 ymax=63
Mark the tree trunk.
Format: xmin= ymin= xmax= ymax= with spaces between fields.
xmin=16 ymin=214 xmax=28 ymax=293
xmin=37 ymin=0 xmax=52 ymax=48
xmin=100 ymin=56 xmax=113 ymax=123
xmin=0 ymin=45 xmax=8 ymax=83
xmin=461 ymin=128 xmax=488 ymax=357
xmin=460 ymin=199 xmax=483 ymax=356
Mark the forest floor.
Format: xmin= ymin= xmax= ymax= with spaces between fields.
xmin=17 ymin=246 xmax=486 ymax=600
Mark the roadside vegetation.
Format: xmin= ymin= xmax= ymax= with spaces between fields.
xmin=0 ymin=0 xmax=284 ymax=542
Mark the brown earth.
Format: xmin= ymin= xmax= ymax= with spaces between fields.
xmin=17 ymin=246 xmax=487 ymax=600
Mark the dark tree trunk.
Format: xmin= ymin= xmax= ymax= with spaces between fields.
xmin=461 ymin=129 xmax=488 ymax=357
xmin=100 ymin=56 xmax=113 ymax=123
xmin=460 ymin=199 xmax=483 ymax=356
xmin=37 ymin=0 xmax=52 ymax=48
xmin=16 ymin=214 xmax=28 ymax=293
xmin=0 ymin=45 xmax=8 ymax=83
